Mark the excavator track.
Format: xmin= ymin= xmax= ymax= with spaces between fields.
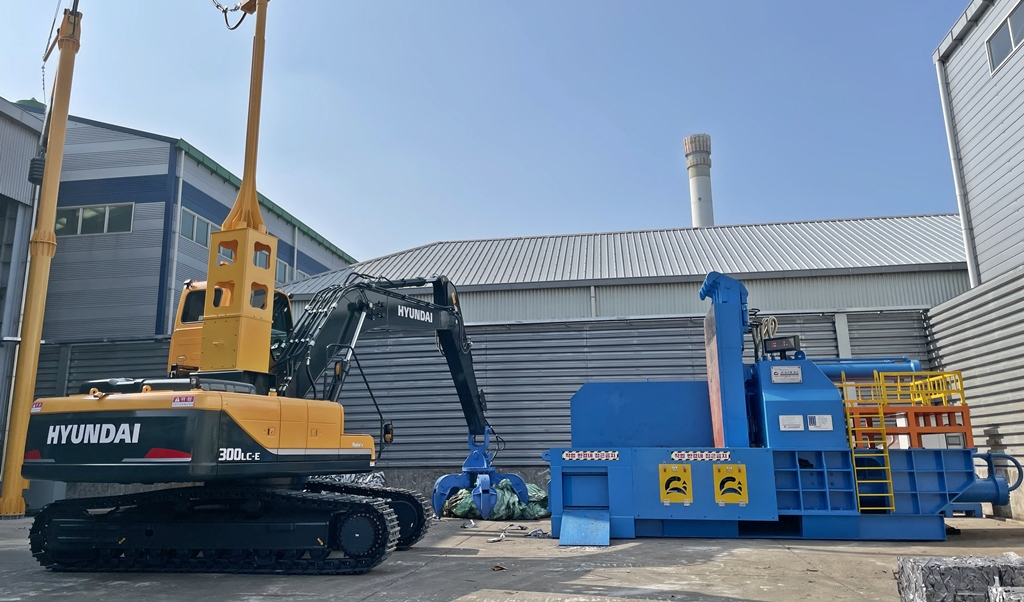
xmin=29 ymin=485 xmax=399 ymax=574
xmin=306 ymin=479 xmax=433 ymax=550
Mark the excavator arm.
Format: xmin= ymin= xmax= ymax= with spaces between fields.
xmin=271 ymin=274 xmax=487 ymax=435
xmin=272 ymin=272 xmax=528 ymax=518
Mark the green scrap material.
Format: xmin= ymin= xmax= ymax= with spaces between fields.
xmin=442 ymin=480 xmax=551 ymax=521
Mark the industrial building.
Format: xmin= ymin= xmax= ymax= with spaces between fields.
xmin=0 ymin=94 xmax=354 ymax=469
xmin=930 ymin=0 xmax=1024 ymax=516
xmin=275 ymin=213 xmax=969 ymax=484
xmin=3 ymin=97 xmax=354 ymax=342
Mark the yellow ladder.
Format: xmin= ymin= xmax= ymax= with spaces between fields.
xmin=843 ymin=381 xmax=895 ymax=512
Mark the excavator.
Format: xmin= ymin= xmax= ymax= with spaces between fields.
xmin=17 ymin=0 xmax=526 ymax=574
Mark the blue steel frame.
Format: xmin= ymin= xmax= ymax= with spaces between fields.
xmin=546 ymin=445 xmax=983 ymax=541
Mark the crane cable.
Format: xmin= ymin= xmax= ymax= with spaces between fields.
xmin=40 ymin=0 xmax=64 ymax=103
xmin=210 ymin=0 xmax=247 ymax=30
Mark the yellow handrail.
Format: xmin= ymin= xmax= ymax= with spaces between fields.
xmin=837 ymin=371 xmax=965 ymax=407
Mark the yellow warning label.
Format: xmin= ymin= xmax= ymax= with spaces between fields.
xmin=659 ymin=463 xmax=692 ymax=505
xmin=713 ymin=463 xmax=749 ymax=506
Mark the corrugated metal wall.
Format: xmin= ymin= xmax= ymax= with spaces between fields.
xmin=30 ymin=309 xmax=930 ymax=471
xmin=43 ymin=202 xmax=165 ymax=341
xmin=943 ymin=0 xmax=1024 ymax=282
xmin=34 ymin=338 xmax=171 ymax=399
xmin=0 ymin=104 xmax=37 ymax=458
xmin=0 ymin=198 xmax=32 ymax=456
xmin=60 ymin=122 xmax=168 ymax=182
xmin=0 ymin=107 xmax=38 ymax=204
xmin=848 ymin=310 xmax=929 ymax=361
xmin=927 ymin=265 xmax=1024 ymax=454
xmin=457 ymin=287 xmax=591 ymax=322
xmin=289 ymin=271 xmax=968 ymax=324
xmin=594 ymin=273 xmax=966 ymax=319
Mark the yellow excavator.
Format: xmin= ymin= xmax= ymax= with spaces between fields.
xmin=18 ymin=0 xmax=525 ymax=574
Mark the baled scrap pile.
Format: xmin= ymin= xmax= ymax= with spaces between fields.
xmin=442 ymin=479 xmax=551 ymax=520
xmin=897 ymin=553 xmax=1024 ymax=602
xmin=990 ymin=588 xmax=1024 ymax=602
xmin=314 ymin=471 xmax=388 ymax=487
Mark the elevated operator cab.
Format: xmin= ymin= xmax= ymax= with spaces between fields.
xmin=168 ymin=280 xmax=293 ymax=377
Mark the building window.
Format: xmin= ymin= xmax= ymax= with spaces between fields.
xmin=989 ymin=1 xmax=1024 ymax=71
xmin=296 ymin=270 xmax=308 ymax=281
xmin=54 ymin=203 xmax=134 ymax=236
xmin=276 ymin=259 xmax=290 ymax=284
xmin=179 ymin=208 xmax=220 ymax=249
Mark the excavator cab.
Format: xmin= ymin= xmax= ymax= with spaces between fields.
xmin=167 ymin=280 xmax=292 ymax=377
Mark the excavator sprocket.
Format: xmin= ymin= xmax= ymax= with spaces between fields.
xmin=306 ymin=479 xmax=433 ymax=550
xmin=29 ymin=485 xmax=399 ymax=574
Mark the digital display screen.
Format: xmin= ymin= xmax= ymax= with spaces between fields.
xmin=764 ymin=336 xmax=799 ymax=351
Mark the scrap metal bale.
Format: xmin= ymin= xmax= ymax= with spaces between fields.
xmin=990 ymin=588 xmax=1024 ymax=602
xmin=897 ymin=553 xmax=1024 ymax=602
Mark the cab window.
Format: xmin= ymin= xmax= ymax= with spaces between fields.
xmin=272 ymin=291 xmax=293 ymax=335
xmin=180 ymin=290 xmax=206 ymax=323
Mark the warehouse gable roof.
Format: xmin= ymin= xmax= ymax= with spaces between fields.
xmin=284 ymin=214 xmax=966 ymax=295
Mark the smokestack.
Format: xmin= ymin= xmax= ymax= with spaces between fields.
xmin=684 ymin=133 xmax=714 ymax=228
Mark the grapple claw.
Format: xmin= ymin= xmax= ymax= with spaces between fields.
xmin=432 ymin=427 xmax=529 ymax=520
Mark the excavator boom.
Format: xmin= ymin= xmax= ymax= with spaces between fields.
xmin=273 ymin=275 xmax=487 ymax=436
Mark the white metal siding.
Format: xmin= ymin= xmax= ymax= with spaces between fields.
xmin=595 ymin=272 xmax=968 ymax=318
xmin=458 ymin=288 xmax=591 ymax=322
xmin=944 ymin=0 xmax=1024 ymax=282
xmin=596 ymin=283 xmax=704 ymax=316
xmin=60 ymin=122 xmax=169 ymax=182
xmin=927 ymin=265 xmax=1024 ymax=452
xmin=0 ymin=110 xmax=38 ymax=204
xmin=43 ymin=202 xmax=164 ymax=341
xmin=182 ymin=155 xmax=238 ymax=207
xmin=301 ymin=237 xmax=352 ymax=272
xmin=847 ymin=311 xmax=930 ymax=363
xmin=289 ymin=271 xmax=967 ymax=325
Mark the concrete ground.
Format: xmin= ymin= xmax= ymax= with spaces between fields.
xmin=1 ymin=517 xmax=1022 ymax=602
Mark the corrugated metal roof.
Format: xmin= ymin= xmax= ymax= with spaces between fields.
xmin=284 ymin=214 xmax=967 ymax=296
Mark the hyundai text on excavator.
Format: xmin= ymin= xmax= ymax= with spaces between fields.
xmin=18 ymin=0 xmax=525 ymax=574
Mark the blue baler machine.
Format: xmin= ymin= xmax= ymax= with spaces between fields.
xmin=545 ymin=272 xmax=1020 ymax=543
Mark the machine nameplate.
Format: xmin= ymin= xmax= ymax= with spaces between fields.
xmin=770 ymin=365 xmax=802 ymax=384
xmin=778 ymin=415 xmax=804 ymax=431
xmin=670 ymin=451 xmax=730 ymax=461
xmin=659 ymin=464 xmax=692 ymax=505
xmin=219 ymin=447 xmax=260 ymax=462
xmin=713 ymin=463 xmax=749 ymax=506
xmin=562 ymin=450 xmax=618 ymax=461
xmin=807 ymin=415 xmax=833 ymax=431
xmin=46 ymin=423 xmax=140 ymax=445
xmin=30 ymin=401 xmax=43 ymax=413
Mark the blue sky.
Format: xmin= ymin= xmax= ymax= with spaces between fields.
xmin=1 ymin=1 xmax=967 ymax=261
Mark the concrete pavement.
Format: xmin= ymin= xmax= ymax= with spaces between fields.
xmin=1 ymin=516 xmax=1021 ymax=601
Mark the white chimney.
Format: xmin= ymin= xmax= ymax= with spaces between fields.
xmin=684 ymin=133 xmax=714 ymax=228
